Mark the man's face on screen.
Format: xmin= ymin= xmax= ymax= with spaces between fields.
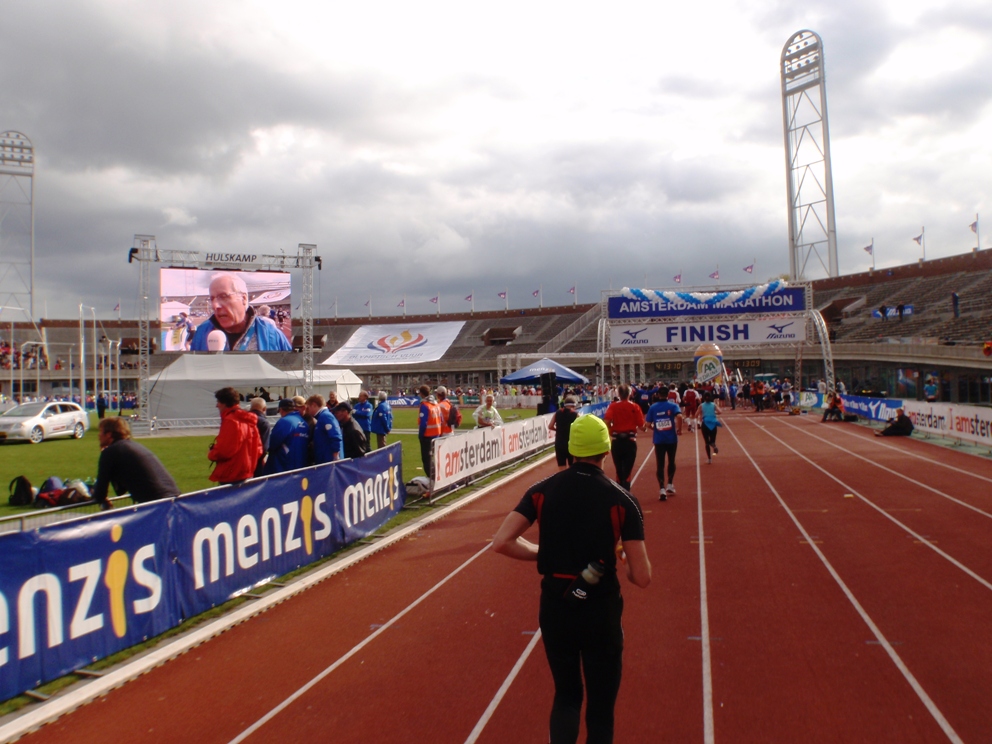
xmin=209 ymin=275 xmax=249 ymax=333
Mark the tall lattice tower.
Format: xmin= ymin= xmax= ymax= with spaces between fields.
xmin=0 ymin=131 xmax=35 ymax=318
xmin=781 ymin=31 xmax=838 ymax=280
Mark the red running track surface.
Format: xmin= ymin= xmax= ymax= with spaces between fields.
xmin=13 ymin=410 xmax=992 ymax=743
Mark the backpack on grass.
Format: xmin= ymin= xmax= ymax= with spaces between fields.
xmin=8 ymin=476 xmax=35 ymax=506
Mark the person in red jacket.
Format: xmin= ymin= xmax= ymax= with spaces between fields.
xmin=208 ymin=387 xmax=263 ymax=484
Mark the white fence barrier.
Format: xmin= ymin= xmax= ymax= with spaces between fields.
xmin=431 ymin=414 xmax=554 ymax=490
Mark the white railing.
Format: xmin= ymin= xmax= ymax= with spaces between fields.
xmin=538 ymin=303 xmax=602 ymax=353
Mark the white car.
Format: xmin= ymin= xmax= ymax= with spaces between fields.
xmin=0 ymin=402 xmax=89 ymax=444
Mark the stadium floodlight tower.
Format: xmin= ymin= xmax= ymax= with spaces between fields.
xmin=0 ymin=132 xmax=35 ymax=318
xmin=781 ymin=30 xmax=839 ymax=280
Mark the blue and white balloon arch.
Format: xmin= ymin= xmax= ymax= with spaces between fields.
xmin=621 ymin=279 xmax=790 ymax=307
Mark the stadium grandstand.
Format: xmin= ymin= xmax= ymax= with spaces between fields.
xmin=3 ymin=248 xmax=991 ymax=405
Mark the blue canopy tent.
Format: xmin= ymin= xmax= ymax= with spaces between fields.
xmin=499 ymin=358 xmax=589 ymax=384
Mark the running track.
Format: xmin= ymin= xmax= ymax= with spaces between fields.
xmin=9 ymin=410 xmax=992 ymax=743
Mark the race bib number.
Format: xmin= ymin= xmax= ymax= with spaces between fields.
xmin=654 ymin=418 xmax=673 ymax=432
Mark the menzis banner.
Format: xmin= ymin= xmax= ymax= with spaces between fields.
xmin=0 ymin=446 xmax=404 ymax=702
xmin=322 ymin=322 xmax=465 ymax=366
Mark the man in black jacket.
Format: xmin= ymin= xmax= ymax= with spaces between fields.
xmin=249 ymin=397 xmax=271 ymax=476
xmin=876 ymin=408 xmax=914 ymax=437
xmin=332 ymin=401 xmax=369 ymax=459
xmin=93 ymin=418 xmax=180 ymax=509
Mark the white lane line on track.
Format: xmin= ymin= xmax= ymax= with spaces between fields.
xmin=693 ymin=429 xmax=716 ymax=744
xmin=743 ymin=419 xmax=992 ymax=594
xmin=724 ymin=421 xmax=964 ymax=744
xmin=229 ymin=542 xmax=494 ymax=744
xmin=463 ymin=629 xmax=544 ymax=744
xmin=630 ymin=439 xmax=655 ymax=488
xmin=802 ymin=418 xmax=992 ymax=485
xmin=776 ymin=419 xmax=992 ymax=519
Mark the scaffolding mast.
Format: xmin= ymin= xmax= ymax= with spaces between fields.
xmin=781 ymin=30 xmax=839 ymax=280
xmin=0 ymin=131 xmax=35 ymax=319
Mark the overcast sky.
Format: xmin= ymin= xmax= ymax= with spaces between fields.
xmin=3 ymin=0 xmax=991 ymax=320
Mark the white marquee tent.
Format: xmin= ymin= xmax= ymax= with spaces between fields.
xmin=283 ymin=369 xmax=364 ymax=401
xmin=147 ymin=354 xmax=294 ymax=420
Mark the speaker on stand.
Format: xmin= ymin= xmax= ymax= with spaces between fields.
xmin=538 ymin=372 xmax=558 ymax=415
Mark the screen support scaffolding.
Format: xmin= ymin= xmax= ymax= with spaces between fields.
xmin=129 ymin=236 xmax=321 ymax=431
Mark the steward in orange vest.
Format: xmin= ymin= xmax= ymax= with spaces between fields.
xmin=418 ymin=385 xmax=443 ymax=479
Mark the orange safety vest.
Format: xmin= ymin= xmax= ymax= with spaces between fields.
xmin=420 ymin=400 xmax=444 ymax=438
xmin=438 ymin=399 xmax=453 ymax=435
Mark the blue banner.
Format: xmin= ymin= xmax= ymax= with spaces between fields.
xmin=608 ymin=287 xmax=806 ymax=319
xmin=0 ymin=445 xmax=404 ymax=702
xmin=839 ymin=395 xmax=904 ymax=421
xmin=578 ymin=401 xmax=610 ymax=418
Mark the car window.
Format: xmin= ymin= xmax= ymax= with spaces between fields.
xmin=42 ymin=406 xmax=57 ymax=418
xmin=58 ymin=404 xmax=77 ymax=414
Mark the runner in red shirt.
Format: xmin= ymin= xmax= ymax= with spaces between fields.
xmin=682 ymin=385 xmax=700 ymax=432
xmin=604 ymin=383 xmax=646 ymax=491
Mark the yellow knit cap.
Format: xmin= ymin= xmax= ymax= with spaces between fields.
xmin=568 ymin=415 xmax=611 ymax=457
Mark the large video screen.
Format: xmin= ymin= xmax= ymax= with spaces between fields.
xmin=160 ymin=268 xmax=293 ymax=352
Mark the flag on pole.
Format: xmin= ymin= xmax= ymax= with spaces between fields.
xmin=464 ymin=294 xmax=473 ymax=302
xmin=673 ymin=273 xmax=682 ymax=284
xmin=863 ymin=244 xmax=873 ymax=255
xmin=532 ymin=289 xmax=540 ymax=297
xmin=498 ymin=291 xmax=507 ymax=299
xmin=743 ymin=263 xmax=754 ymax=274
xmin=113 ymin=302 xmax=120 ymax=312
xmin=568 ymin=286 xmax=576 ymax=295
xmin=970 ymin=220 xmax=979 ymax=234
xmin=397 ymin=299 xmax=405 ymax=308
xmin=430 ymin=295 xmax=439 ymax=304
xmin=709 ymin=269 xmax=720 ymax=280
xmin=364 ymin=299 xmax=370 ymax=306
xmin=912 ymin=233 xmax=924 ymax=245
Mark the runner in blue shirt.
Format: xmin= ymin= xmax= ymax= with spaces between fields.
xmin=644 ymin=391 xmax=683 ymax=500
xmin=697 ymin=392 xmax=722 ymax=464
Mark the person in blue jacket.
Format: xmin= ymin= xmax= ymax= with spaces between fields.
xmin=265 ymin=399 xmax=311 ymax=474
xmin=370 ymin=391 xmax=393 ymax=449
xmin=352 ymin=391 xmax=374 ymax=436
xmin=307 ymin=394 xmax=344 ymax=464
xmin=189 ymin=273 xmax=293 ymax=352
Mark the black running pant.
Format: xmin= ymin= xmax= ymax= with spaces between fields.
xmin=610 ymin=437 xmax=636 ymax=487
xmin=654 ymin=441 xmax=678 ymax=487
xmin=419 ymin=435 xmax=437 ymax=479
xmin=540 ymin=580 xmax=624 ymax=744
xmin=701 ymin=423 xmax=717 ymax=457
